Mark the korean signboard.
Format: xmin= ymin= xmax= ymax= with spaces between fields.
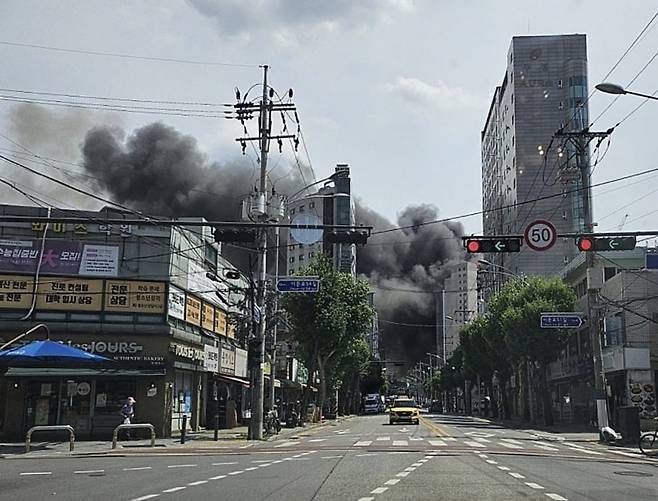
xmin=0 ymin=239 xmax=118 ymax=277
xmin=185 ymin=295 xmax=202 ymax=326
xmin=201 ymin=302 xmax=214 ymax=331
xmin=214 ymin=308 xmax=227 ymax=335
xmin=167 ymin=285 xmax=186 ymax=320
xmin=0 ymin=275 xmax=33 ymax=309
xmin=234 ymin=348 xmax=248 ymax=378
xmin=36 ymin=278 xmax=103 ymax=311
xmin=220 ymin=344 xmax=236 ymax=375
xmin=105 ymin=280 xmax=165 ymax=314
xmin=169 ymin=342 xmax=205 ymax=362
xmin=204 ymin=345 xmax=220 ymax=373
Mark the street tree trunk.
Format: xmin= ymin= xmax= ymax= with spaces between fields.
xmin=521 ymin=361 xmax=531 ymax=422
xmin=540 ymin=363 xmax=553 ymax=426
xmin=317 ymin=355 xmax=327 ymax=422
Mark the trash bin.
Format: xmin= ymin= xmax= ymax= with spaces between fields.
xmin=616 ymin=406 xmax=641 ymax=445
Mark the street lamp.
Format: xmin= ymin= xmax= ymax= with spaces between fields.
xmin=596 ymin=82 xmax=658 ymax=101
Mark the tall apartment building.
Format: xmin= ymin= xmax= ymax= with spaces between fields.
xmin=443 ymin=261 xmax=480 ymax=361
xmin=481 ymin=34 xmax=589 ymax=279
xmin=284 ymin=164 xmax=356 ymax=276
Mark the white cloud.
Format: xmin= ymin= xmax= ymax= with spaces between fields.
xmin=383 ymin=76 xmax=487 ymax=111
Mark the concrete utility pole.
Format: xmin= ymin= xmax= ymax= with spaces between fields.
xmin=268 ymin=226 xmax=280 ymax=411
xmin=554 ymin=127 xmax=612 ymax=436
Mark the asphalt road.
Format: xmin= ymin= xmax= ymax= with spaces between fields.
xmin=2 ymin=413 xmax=657 ymax=500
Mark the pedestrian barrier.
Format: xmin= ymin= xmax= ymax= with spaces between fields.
xmin=112 ymin=423 xmax=156 ymax=449
xmin=26 ymin=425 xmax=75 ymax=453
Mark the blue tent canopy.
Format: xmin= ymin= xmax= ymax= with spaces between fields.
xmin=0 ymin=340 xmax=113 ymax=367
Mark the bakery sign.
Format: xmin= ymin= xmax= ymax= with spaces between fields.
xmin=169 ymin=342 xmax=205 ymax=362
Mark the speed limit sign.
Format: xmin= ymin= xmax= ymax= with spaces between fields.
xmin=524 ymin=220 xmax=557 ymax=251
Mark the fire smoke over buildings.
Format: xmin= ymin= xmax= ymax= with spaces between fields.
xmin=79 ymin=121 xmax=465 ymax=365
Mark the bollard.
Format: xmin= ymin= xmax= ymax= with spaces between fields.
xmin=180 ymin=414 xmax=188 ymax=444
xmin=214 ymin=412 xmax=219 ymax=441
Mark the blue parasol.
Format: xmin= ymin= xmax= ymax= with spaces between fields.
xmin=0 ymin=340 xmax=113 ymax=367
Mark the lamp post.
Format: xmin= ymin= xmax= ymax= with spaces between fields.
xmin=596 ymin=82 xmax=658 ymax=101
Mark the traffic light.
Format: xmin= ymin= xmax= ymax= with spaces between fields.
xmin=463 ymin=237 xmax=522 ymax=253
xmin=214 ymin=228 xmax=257 ymax=243
xmin=576 ymin=235 xmax=636 ymax=252
xmin=325 ymin=230 xmax=369 ymax=245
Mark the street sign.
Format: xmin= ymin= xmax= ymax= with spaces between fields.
xmin=525 ymin=220 xmax=557 ymax=251
xmin=464 ymin=237 xmax=522 ymax=253
xmin=276 ymin=276 xmax=320 ymax=293
xmin=540 ymin=312 xmax=584 ymax=329
xmin=290 ymin=214 xmax=323 ymax=244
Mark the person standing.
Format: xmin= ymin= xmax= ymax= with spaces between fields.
xmin=120 ymin=397 xmax=136 ymax=439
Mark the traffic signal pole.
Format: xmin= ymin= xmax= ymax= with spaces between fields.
xmin=555 ymin=128 xmax=612 ymax=436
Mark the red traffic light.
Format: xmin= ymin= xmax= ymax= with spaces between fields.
xmin=466 ymin=240 xmax=481 ymax=253
xmin=577 ymin=237 xmax=594 ymax=251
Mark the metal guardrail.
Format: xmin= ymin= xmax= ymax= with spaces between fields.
xmin=26 ymin=425 xmax=75 ymax=453
xmin=112 ymin=423 xmax=155 ymax=449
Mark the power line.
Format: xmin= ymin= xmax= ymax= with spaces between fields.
xmin=0 ymin=40 xmax=258 ymax=67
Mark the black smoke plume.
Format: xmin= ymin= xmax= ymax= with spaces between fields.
xmin=81 ymin=122 xmax=465 ymax=365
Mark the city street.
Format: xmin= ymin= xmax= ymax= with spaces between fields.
xmin=1 ymin=414 xmax=657 ymax=501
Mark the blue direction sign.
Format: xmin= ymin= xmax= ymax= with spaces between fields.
xmin=276 ymin=277 xmax=320 ymax=293
xmin=540 ymin=312 xmax=584 ymax=329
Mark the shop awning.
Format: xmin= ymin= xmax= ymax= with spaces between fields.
xmin=217 ymin=374 xmax=251 ymax=388
xmin=3 ymin=367 xmax=166 ymax=377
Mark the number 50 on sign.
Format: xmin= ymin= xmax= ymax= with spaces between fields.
xmin=524 ymin=220 xmax=557 ymax=252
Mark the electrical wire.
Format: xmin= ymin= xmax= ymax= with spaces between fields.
xmin=0 ymin=40 xmax=258 ymax=67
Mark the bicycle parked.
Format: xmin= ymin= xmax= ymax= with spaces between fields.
xmin=638 ymin=417 xmax=658 ymax=455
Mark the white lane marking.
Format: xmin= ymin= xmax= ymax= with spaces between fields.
xmin=409 ymin=437 xmax=424 ymax=441
xmin=508 ymin=472 xmax=525 ymax=479
xmin=74 ymin=470 xmax=105 ymax=474
xmin=272 ymin=460 xmax=283 ymax=464
xmin=321 ymin=455 xmax=343 ymax=459
xmin=485 ymin=460 xmax=498 ymax=465
xmin=566 ymin=446 xmax=602 ymax=455
xmin=376 ymin=436 xmax=390 ymax=441
xmin=443 ymin=437 xmax=457 ymax=441
xmin=411 ymin=462 xmax=422 ymax=467
xmin=607 ymin=449 xmax=642 ymax=458
xmin=384 ymin=479 xmax=400 ymax=486
xmin=563 ymin=442 xmax=584 ymax=449
xmin=479 ymin=454 xmax=489 ymax=458
xmin=498 ymin=466 xmax=511 ymax=471
xmin=20 ymin=472 xmax=52 ymax=476
xmin=404 ymin=467 xmax=416 ymax=472
xmin=335 ymin=430 xmax=350 ymax=434
xmin=525 ymin=482 xmax=545 ymax=490
xmin=501 ymin=439 xmax=523 ymax=445
xmin=308 ymin=438 xmax=326 ymax=442
xmin=356 ymin=453 xmax=378 ymax=457
xmin=245 ymin=467 xmax=259 ymax=471
xmin=209 ymin=475 xmax=226 ymax=480
xmin=473 ymin=437 xmax=491 ymax=443
xmin=274 ymin=441 xmax=298 ymax=448
xmin=545 ymin=494 xmax=568 ymax=500
xmin=464 ymin=441 xmax=485 ymax=448
xmin=392 ymin=440 xmax=408 ymax=446
xmin=228 ymin=471 xmax=244 ymax=475
xmin=124 ymin=467 xmax=153 ymax=471
xmin=291 ymin=458 xmax=310 ymax=461
xmin=162 ymin=487 xmax=186 ymax=493
xmin=212 ymin=462 xmax=238 ymax=465
xmin=357 ymin=498 xmax=375 ymax=501
xmin=398 ymin=428 xmax=409 ymax=433
xmin=355 ymin=440 xmax=372 ymax=446
xmin=429 ymin=440 xmax=446 ymax=446
xmin=188 ymin=480 xmax=208 ymax=486
xmin=498 ymin=441 xmax=523 ymax=449
xmin=131 ymin=496 xmax=160 ymax=501
xmin=533 ymin=443 xmax=559 ymax=451
xmin=396 ymin=471 xmax=410 ymax=477
xmin=251 ymin=460 xmax=272 ymax=463
xmin=418 ymin=459 xmax=429 ymax=463
xmin=167 ymin=464 xmax=197 ymax=468
xmin=371 ymin=487 xmax=388 ymax=494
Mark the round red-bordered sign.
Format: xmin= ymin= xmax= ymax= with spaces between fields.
xmin=524 ymin=219 xmax=557 ymax=251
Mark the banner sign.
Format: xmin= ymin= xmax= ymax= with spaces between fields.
xmin=0 ymin=276 xmax=33 ymax=309
xmin=201 ymin=302 xmax=214 ymax=331
xmin=167 ymin=285 xmax=186 ymax=320
xmin=105 ymin=280 xmax=165 ymax=313
xmin=214 ymin=307 xmax=227 ymax=335
xmin=36 ymin=278 xmax=103 ymax=311
xmin=220 ymin=343 xmax=236 ymax=375
xmin=0 ymin=239 xmax=118 ymax=277
xmin=185 ymin=295 xmax=202 ymax=326
xmin=204 ymin=345 xmax=220 ymax=373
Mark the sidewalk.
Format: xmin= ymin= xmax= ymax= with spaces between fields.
xmin=0 ymin=415 xmax=354 ymax=459
xmin=470 ymin=415 xmax=600 ymax=442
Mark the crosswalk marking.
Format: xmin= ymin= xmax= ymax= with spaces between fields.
xmin=429 ymin=440 xmax=446 ymax=446
xmin=473 ymin=437 xmax=491 ymax=443
xmin=308 ymin=438 xmax=326 ymax=443
xmin=393 ymin=440 xmax=408 ymax=446
xmin=355 ymin=441 xmax=372 ymax=447
xmin=443 ymin=437 xmax=457 ymax=441
xmin=501 ymin=439 xmax=523 ymax=445
xmin=534 ymin=441 xmax=559 ymax=451
xmin=464 ymin=441 xmax=485 ymax=448
xmin=565 ymin=446 xmax=602 ymax=455
xmin=274 ymin=441 xmax=298 ymax=448
xmin=498 ymin=441 xmax=523 ymax=449
xmin=376 ymin=436 xmax=390 ymax=441
xmin=409 ymin=437 xmax=424 ymax=441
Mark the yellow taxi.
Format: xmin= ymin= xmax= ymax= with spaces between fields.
xmin=388 ymin=397 xmax=420 ymax=425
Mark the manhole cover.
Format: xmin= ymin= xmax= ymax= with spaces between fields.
xmin=614 ymin=471 xmax=654 ymax=477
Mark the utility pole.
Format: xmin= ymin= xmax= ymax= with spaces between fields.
xmin=268 ymin=226 xmax=280 ymax=411
xmin=554 ymin=127 xmax=613 ymax=436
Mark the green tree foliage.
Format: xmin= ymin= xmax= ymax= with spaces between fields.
xmin=281 ymin=255 xmax=374 ymax=417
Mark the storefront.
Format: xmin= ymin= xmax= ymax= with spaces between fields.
xmin=1 ymin=333 xmax=167 ymax=440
